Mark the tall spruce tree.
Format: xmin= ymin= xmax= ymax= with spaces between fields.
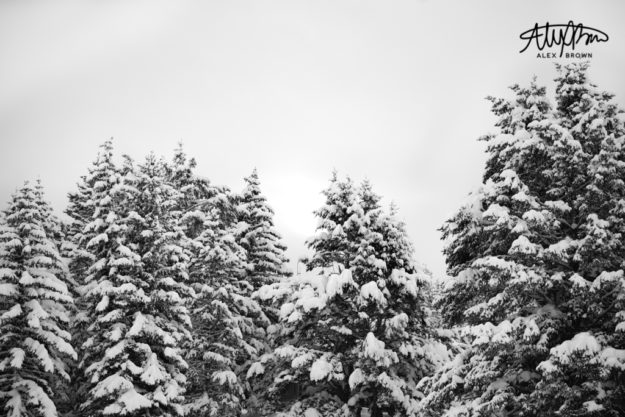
xmin=0 ymin=182 xmax=76 ymax=417
xmin=76 ymin=146 xmax=193 ymax=416
xmin=65 ymin=139 xmax=117 ymax=292
xmin=250 ymin=174 xmax=443 ymax=417
xmin=162 ymin=147 xmax=268 ymax=417
xmin=420 ymin=63 xmax=625 ymax=416
xmin=236 ymin=169 xmax=290 ymax=290
xmin=235 ymin=169 xmax=291 ymax=415
xmin=65 ymin=139 xmax=119 ymax=415
xmin=184 ymin=195 xmax=266 ymax=416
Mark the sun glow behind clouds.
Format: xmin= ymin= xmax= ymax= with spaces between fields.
xmin=261 ymin=171 xmax=326 ymax=265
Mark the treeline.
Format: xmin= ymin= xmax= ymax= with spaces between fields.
xmin=1 ymin=62 xmax=624 ymax=417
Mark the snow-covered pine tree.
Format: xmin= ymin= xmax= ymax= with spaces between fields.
xmin=237 ymin=169 xmax=290 ymax=290
xmin=419 ymin=63 xmax=625 ymax=416
xmin=65 ymin=139 xmax=117 ymax=289
xmin=64 ymin=139 xmax=119 ymax=414
xmin=235 ymin=169 xmax=291 ymax=415
xmin=530 ymin=63 xmax=625 ymax=416
xmin=346 ymin=181 xmax=444 ymax=417
xmin=78 ymin=149 xmax=193 ymax=416
xmin=161 ymin=146 xmax=267 ymax=416
xmin=248 ymin=173 xmax=360 ymax=416
xmin=184 ymin=195 xmax=263 ymax=416
xmin=0 ymin=182 xmax=76 ymax=417
xmin=31 ymin=180 xmax=79 ymax=415
xmin=305 ymin=171 xmax=359 ymax=271
xmin=118 ymin=154 xmax=194 ymax=415
xmin=250 ymin=174 xmax=442 ymax=417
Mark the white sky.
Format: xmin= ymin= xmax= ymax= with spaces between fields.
xmin=1 ymin=0 xmax=624 ymax=278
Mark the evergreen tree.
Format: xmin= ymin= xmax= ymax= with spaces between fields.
xmin=0 ymin=182 xmax=76 ymax=417
xmin=420 ymin=63 xmax=625 ymax=416
xmin=302 ymin=172 xmax=359 ymax=271
xmin=237 ymin=169 xmax=290 ymax=290
xmin=235 ymin=169 xmax=292 ymax=415
xmin=65 ymin=139 xmax=116 ymax=289
xmin=184 ymin=197 xmax=267 ymax=416
xmin=77 ymin=148 xmax=193 ymax=416
xmin=162 ymin=146 xmax=268 ymax=416
xmin=64 ymin=139 xmax=119 ymax=415
xmin=250 ymin=175 xmax=443 ymax=417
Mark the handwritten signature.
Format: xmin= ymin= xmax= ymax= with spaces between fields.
xmin=520 ymin=21 xmax=608 ymax=57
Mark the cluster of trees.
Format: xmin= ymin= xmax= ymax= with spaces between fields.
xmin=0 ymin=143 xmax=291 ymax=417
xmin=1 ymin=62 xmax=624 ymax=417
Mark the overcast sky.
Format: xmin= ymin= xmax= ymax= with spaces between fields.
xmin=1 ymin=0 xmax=624 ymax=278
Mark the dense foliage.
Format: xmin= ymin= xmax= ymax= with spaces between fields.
xmin=1 ymin=63 xmax=623 ymax=417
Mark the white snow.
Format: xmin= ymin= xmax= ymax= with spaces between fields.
xmin=15 ymin=380 xmax=56 ymax=417
xmin=389 ymin=269 xmax=419 ymax=297
xmin=126 ymin=312 xmax=146 ymax=337
xmin=0 ymin=304 xmax=22 ymax=321
xmin=325 ymin=269 xmax=356 ymax=298
xmin=287 ymin=311 xmax=303 ymax=323
xmin=547 ymin=237 xmax=577 ymax=257
xmin=304 ymin=408 xmax=322 ymax=417
xmin=596 ymin=347 xmax=625 ymax=370
xmin=523 ymin=318 xmax=540 ymax=340
xmin=364 ymin=332 xmax=385 ymax=360
xmin=508 ymin=235 xmax=540 ymax=255
xmin=511 ymin=220 xmax=529 ymax=234
xmin=387 ymin=313 xmax=408 ymax=330
xmin=584 ymin=401 xmax=604 ymax=412
xmin=274 ymin=345 xmax=297 ymax=358
xmin=141 ymin=353 xmax=165 ymax=385
xmin=19 ymin=271 xmax=35 ymax=285
xmin=348 ymin=368 xmax=365 ymax=389
xmin=0 ymin=267 xmax=16 ymax=279
xmin=545 ymin=200 xmax=571 ymax=212
xmin=279 ymin=302 xmax=295 ymax=319
xmin=330 ymin=325 xmax=353 ymax=335
xmin=212 ymin=370 xmax=237 ymax=386
xmin=105 ymin=341 xmax=126 ymax=359
xmin=0 ymin=283 xmax=18 ymax=297
xmin=96 ymin=295 xmax=110 ymax=312
xmin=522 ymin=210 xmax=546 ymax=223
xmin=25 ymin=337 xmax=54 ymax=373
xmin=472 ymin=256 xmax=515 ymax=271
xmin=569 ymin=273 xmax=590 ymax=288
xmin=363 ymin=332 xmax=398 ymax=366
xmin=92 ymin=375 xmax=133 ymax=399
xmin=87 ymin=233 xmax=109 ymax=248
xmin=491 ymin=320 xmax=512 ymax=344
xmin=103 ymin=389 xmax=151 ymax=415
xmin=246 ymin=361 xmax=265 ymax=379
xmin=590 ymin=270 xmax=624 ymax=292
xmin=547 ymin=332 xmax=601 ymax=366
xmin=9 ymin=348 xmax=25 ymax=368
xmin=291 ymin=352 xmax=314 ymax=369
xmin=310 ymin=356 xmax=333 ymax=382
xmin=295 ymin=287 xmax=325 ymax=312
xmin=360 ymin=281 xmax=386 ymax=305
xmin=152 ymin=387 xmax=167 ymax=405
xmin=483 ymin=204 xmax=510 ymax=223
